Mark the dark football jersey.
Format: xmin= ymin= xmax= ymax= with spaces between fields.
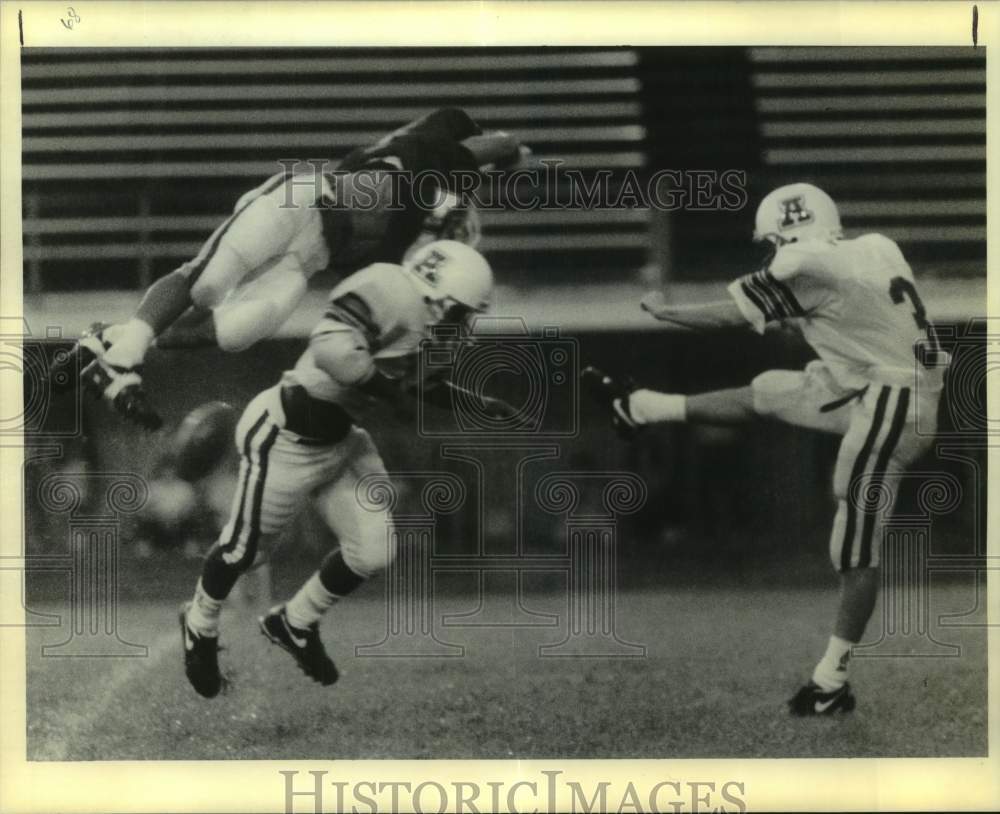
xmin=327 ymin=109 xmax=481 ymax=269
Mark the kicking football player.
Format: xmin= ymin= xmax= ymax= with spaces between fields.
xmin=61 ymin=108 xmax=527 ymax=430
xmin=179 ymin=239 xmax=514 ymax=697
xmin=584 ymin=182 xmax=948 ymax=716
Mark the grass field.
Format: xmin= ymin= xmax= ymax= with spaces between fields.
xmin=26 ymin=576 xmax=987 ymax=761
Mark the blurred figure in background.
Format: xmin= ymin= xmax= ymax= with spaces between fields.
xmin=132 ymin=403 xmax=270 ymax=604
xmin=132 ymin=458 xmax=201 ymax=560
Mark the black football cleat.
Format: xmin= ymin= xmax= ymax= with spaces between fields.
xmin=787 ymin=681 xmax=856 ymax=716
xmin=80 ymin=357 xmax=163 ymax=430
xmin=580 ymin=365 xmax=639 ymax=439
xmin=259 ymin=605 xmax=339 ymax=686
xmin=179 ymin=602 xmax=224 ymax=698
xmin=49 ymin=322 xmax=110 ymax=393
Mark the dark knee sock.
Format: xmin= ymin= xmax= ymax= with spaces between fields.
xmin=200 ymin=543 xmax=247 ymax=601
xmin=318 ymin=549 xmax=366 ymax=597
xmin=135 ymin=269 xmax=196 ymax=335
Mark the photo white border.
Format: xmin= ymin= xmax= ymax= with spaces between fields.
xmin=1 ymin=2 xmax=996 ymax=811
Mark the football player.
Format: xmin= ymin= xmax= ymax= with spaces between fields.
xmin=59 ymin=108 xmax=528 ymax=430
xmin=179 ymin=239 xmax=515 ymax=697
xmin=584 ymin=182 xmax=948 ymax=716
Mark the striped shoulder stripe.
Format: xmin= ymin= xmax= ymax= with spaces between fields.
xmin=759 ymin=270 xmax=806 ymax=318
xmin=739 ymin=279 xmax=772 ymax=320
xmin=741 ymin=273 xmax=782 ymax=321
xmin=325 ymin=291 xmax=380 ymax=346
xmin=749 ymin=272 xmax=788 ymax=318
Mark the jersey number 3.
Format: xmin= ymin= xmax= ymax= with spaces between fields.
xmin=889 ymin=276 xmax=943 ymax=368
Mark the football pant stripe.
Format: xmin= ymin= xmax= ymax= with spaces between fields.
xmin=840 ymin=385 xmax=891 ymax=572
xmin=234 ymin=422 xmax=280 ymax=566
xmin=220 ymin=411 xmax=268 ymax=556
xmin=858 ymin=387 xmax=910 ymax=568
xmin=186 ymin=171 xmax=291 ymax=287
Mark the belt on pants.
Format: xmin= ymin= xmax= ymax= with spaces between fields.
xmin=278 ymin=384 xmax=354 ymax=445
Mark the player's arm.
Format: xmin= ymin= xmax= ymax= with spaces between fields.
xmin=645 ymin=244 xmax=832 ymax=333
xmin=311 ymin=328 xmax=418 ymax=408
xmin=725 ymin=246 xmax=832 ymax=334
xmin=640 ymin=292 xmax=749 ymax=331
xmin=310 ymin=285 xmax=408 ymax=404
xmin=420 ymin=377 xmax=517 ymax=418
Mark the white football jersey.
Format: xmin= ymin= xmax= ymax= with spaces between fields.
xmin=728 ymin=234 xmax=948 ymax=393
xmin=282 ymin=262 xmax=438 ymax=413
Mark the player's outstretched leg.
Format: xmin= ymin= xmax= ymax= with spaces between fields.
xmin=580 ymin=366 xmax=640 ymax=438
xmin=181 ymin=547 xmax=254 ymax=698
xmin=581 ymin=366 xmax=757 ymax=436
xmin=50 ymin=320 xmax=161 ymax=433
xmin=78 ymin=269 xmax=197 ymax=429
xmin=257 ymin=549 xmax=365 ymax=686
xmin=80 ymin=354 xmax=163 ymax=430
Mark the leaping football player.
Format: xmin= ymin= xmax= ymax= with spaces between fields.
xmin=58 ymin=108 xmax=529 ymax=430
xmin=583 ymin=183 xmax=948 ymax=716
xmin=179 ymin=239 xmax=515 ymax=697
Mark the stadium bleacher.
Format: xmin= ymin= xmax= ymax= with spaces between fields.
xmin=20 ymin=46 xmax=985 ymax=329
xmin=748 ymin=46 xmax=985 ymax=277
xmin=21 ymin=47 xmax=649 ymax=293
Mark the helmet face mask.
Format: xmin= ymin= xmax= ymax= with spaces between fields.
xmin=749 ymin=235 xmax=780 ymax=270
xmin=436 ymin=299 xmax=479 ymax=337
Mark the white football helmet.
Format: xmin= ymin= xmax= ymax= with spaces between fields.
xmin=753 ymin=182 xmax=842 ymax=245
xmin=404 ymin=239 xmax=494 ymax=326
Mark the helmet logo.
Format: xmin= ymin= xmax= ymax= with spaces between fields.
xmin=411 ymin=248 xmax=447 ymax=287
xmin=778 ymin=196 xmax=814 ymax=231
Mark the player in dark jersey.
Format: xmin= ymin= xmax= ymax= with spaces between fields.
xmin=54 ymin=109 xmax=528 ymax=430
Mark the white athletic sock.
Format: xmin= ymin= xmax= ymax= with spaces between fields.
xmin=628 ymin=389 xmax=687 ymax=425
xmin=101 ymin=318 xmax=155 ymax=369
xmin=285 ymin=573 xmax=339 ymax=630
xmin=101 ymin=323 xmax=125 ymax=345
xmin=811 ymin=635 xmax=854 ymax=691
xmin=186 ymin=579 xmax=223 ymax=638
